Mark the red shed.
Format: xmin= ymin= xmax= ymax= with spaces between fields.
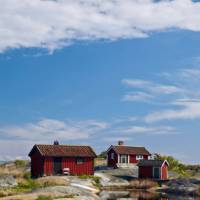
xmin=138 ymin=160 xmax=169 ymax=180
xmin=28 ymin=143 xmax=96 ymax=177
xmin=106 ymin=141 xmax=151 ymax=168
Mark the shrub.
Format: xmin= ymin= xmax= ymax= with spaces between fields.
xmin=155 ymin=154 xmax=190 ymax=177
xmin=36 ymin=195 xmax=53 ymax=200
xmin=14 ymin=160 xmax=27 ymax=167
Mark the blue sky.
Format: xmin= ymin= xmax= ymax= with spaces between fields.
xmin=0 ymin=0 xmax=200 ymax=164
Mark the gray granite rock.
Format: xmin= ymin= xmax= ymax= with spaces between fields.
xmin=0 ymin=175 xmax=17 ymax=188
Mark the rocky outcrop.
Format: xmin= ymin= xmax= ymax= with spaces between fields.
xmin=95 ymin=172 xmax=129 ymax=187
xmin=0 ymin=175 xmax=17 ymax=188
xmin=159 ymin=179 xmax=200 ymax=197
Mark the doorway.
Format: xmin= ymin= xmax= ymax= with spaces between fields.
xmin=53 ymin=158 xmax=62 ymax=174
xmin=153 ymin=167 xmax=160 ymax=179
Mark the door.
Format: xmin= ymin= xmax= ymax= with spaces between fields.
xmin=153 ymin=167 xmax=160 ymax=179
xmin=53 ymin=158 xmax=62 ymax=174
xmin=120 ymin=155 xmax=128 ymax=163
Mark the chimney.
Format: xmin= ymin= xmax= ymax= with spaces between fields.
xmin=118 ymin=141 xmax=124 ymax=146
xmin=53 ymin=140 xmax=59 ymax=145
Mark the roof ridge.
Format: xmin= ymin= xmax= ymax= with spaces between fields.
xmin=36 ymin=144 xmax=92 ymax=147
xmin=113 ymin=145 xmax=147 ymax=148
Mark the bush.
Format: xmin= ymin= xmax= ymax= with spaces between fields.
xmin=36 ymin=195 xmax=53 ymax=200
xmin=155 ymin=154 xmax=190 ymax=177
xmin=14 ymin=160 xmax=27 ymax=167
xmin=98 ymin=151 xmax=107 ymax=159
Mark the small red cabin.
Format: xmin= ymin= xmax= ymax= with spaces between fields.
xmin=106 ymin=141 xmax=151 ymax=168
xmin=28 ymin=143 xmax=96 ymax=177
xmin=138 ymin=160 xmax=169 ymax=180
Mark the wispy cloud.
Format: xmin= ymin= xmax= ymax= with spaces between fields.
xmin=122 ymin=66 xmax=200 ymax=123
xmin=0 ymin=118 xmax=108 ymax=141
xmin=122 ymin=78 xmax=182 ymax=104
xmin=122 ymin=91 xmax=153 ymax=102
xmin=118 ymin=125 xmax=177 ymax=135
xmin=145 ymin=99 xmax=200 ymax=122
xmin=1 ymin=0 xmax=200 ymax=52
xmin=122 ymin=79 xmax=181 ymax=94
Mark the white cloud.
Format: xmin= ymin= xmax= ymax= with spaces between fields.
xmin=122 ymin=79 xmax=181 ymax=94
xmin=120 ymin=125 xmax=177 ymax=135
xmin=122 ymin=66 xmax=200 ymax=122
xmin=122 ymin=91 xmax=153 ymax=102
xmin=0 ymin=118 xmax=108 ymax=141
xmin=1 ymin=0 xmax=200 ymax=52
xmin=145 ymin=99 xmax=200 ymax=122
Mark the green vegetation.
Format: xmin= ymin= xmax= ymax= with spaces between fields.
xmin=98 ymin=151 xmax=107 ymax=159
xmin=36 ymin=195 xmax=53 ymax=200
xmin=14 ymin=160 xmax=27 ymax=167
xmin=54 ymin=194 xmax=74 ymax=199
xmin=23 ymin=171 xmax=31 ymax=179
xmin=155 ymin=154 xmax=190 ymax=177
xmin=16 ymin=179 xmax=40 ymax=192
xmin=0 ymin=179 xmax=40 ymax=197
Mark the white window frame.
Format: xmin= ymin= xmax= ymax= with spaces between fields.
xmin=111 ymin=152 xmax=115 ymax=160
xmin=136 ymin=155 xmax=144 ymax=160
xmin=120 ymin=154 xmax=128 ymax=163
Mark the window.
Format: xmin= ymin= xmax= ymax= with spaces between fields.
xmin=76 ymin=158 xmax=84 ymax=164
xmin=120 ymin=155 xmax=128 ymax=163
xmin=136 ymin=155 xmax=143 ymax=160
xmin=111 ymin=153 xmax=115 ymax=160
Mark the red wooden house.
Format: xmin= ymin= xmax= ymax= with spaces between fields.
xmin=138 ymin=160 xmax=169 ymax=180
xmin=28 ymin=142 xmax=96 ymax=177
xmin=106 ymin=141 xmax=151 ymax=168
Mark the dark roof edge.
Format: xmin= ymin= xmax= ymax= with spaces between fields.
xmin=29 ymin=144 xmax=97 ymax=157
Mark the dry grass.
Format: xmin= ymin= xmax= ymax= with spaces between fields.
xmin=0 ymin=161 xmax=29 ymax=178
xmin=35 ymin=176 xmax=68 ymax=187
xmin=130 ymin=179 xmax=158 ymax=189
xmin=95 ymin=158 xmax=106 ymax=167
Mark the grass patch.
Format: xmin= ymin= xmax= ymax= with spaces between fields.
xmin=0 ymin=178 xmax=41 ymax=197
xmin=35 ymin=177 xmax=67 ymax=187
xmin=36 ymin=195 xmax=53 ymax=200
xmin=54 ymin=194 xmax=75 ymax=199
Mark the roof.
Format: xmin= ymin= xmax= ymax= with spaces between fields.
xmin=29 ymin=144 xmax=96 ymax=158
xmin=138 ymin=160 xmax=169 ymax=167
xmin=109 ymin=145 xmax=151 ymax=155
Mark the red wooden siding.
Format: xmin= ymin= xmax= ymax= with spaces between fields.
xmin=139 ymin=166 xmax=152 ymax=178
xmin=30 ymin=150 xmax=44 ymax=177
xmin=29 ymin=144 xmax=96 ymax=177
xmin=139 ymin=164 xmax=168 ymax=180
xmin=44 ymin=157 xmax=53 ymax=176
xmin=107 ymin=149 xmax=118 ymax=168
xmin=161 ymin=164 xmax=168 ymax=180
xmin=62 ymin=157 xmax=94 ymax=175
